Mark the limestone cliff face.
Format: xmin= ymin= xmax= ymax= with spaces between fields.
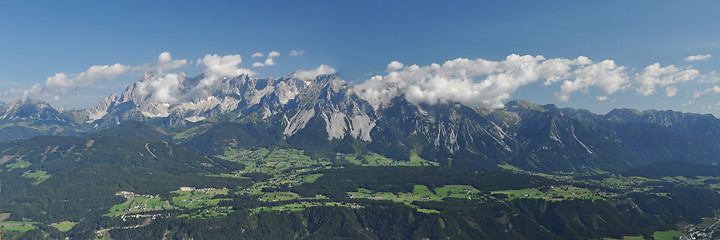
xmin=85 ymin=72 xmax=379 ymax=142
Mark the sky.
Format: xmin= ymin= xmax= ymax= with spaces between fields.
xmin=1 ymin=1 xmax=720 ymax=116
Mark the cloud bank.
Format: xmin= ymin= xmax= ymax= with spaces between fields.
xmin=354 ymin=54 xmax=717 ymax=109
xmin=684 ymin=54 xmax=712 ymax=62
xmin=24 ymin=63 xmax=131 ymax=99
xmin=634 ymin=63 xmax=699 ymax=96
xmin=292 ymin=65 xmax=336 ymax=81
xmin=355 ymin=55 xmax=633 ymax=109
xmin=10 ymin=51 xmax=717 ymax=113
xmin=694 ymin=85 xmax=720 ymax=99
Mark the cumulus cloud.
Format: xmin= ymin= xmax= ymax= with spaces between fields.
xmin=197 ymin=54 xmax=254 ymax=88
xmin=387 ymin=61 xmax=404 ymax=71
xmin=135 ymin=73 xmax=184 ymax=104
xmin=684 ymin=54 xmax=712 ymax=62
xmin=703 ymin=101 xmax=720 ymax=110
xmin=554 ymin=60 xmax=629 ymax=101
xmin=251 ymin=52 xmax=264 ymax=58
xmin=596 ymin=96 xmax=608 ymax=101
xmin=292 ymin=65 xmax=336 ymax=81
xmin=24 ymin=63 xmax=131 ymax=99
xmin=355 ymin=54 xmax=631 ymax=109
xmin=693 ymin=85 xmax=720 ymax=98
xmin=11 ymin=52 xmax=191 ymax=102
xmin=155 ymin=52 xmax=188 ymax=74
xmin=158 ymin=52 xmax=172 ymax=62
xmin=698 ymin=71 xmax=720 ymax=83
xmin=289 ymin=50 xmax=304 ymax=56
xmin=665 ymin=86 xmax=678 ymax=97
xmin=635 ymin=63 xmax=699 ymax=96
xmin=253 ymin=51 xmax=280 ymax=67
xmin=132 ymin=52 xmax=189 ymax=74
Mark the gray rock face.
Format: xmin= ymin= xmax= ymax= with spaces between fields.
xmin=7 ymin=70 xmax=720 ymax=173
xmin=85 ymin=72 xmax=380 ymax=141
xmin=0 ymin=99 xmax=67 ymax=123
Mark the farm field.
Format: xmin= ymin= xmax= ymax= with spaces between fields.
xmin=348 ymin=185 xmax=481 ymax=203
xmin=50 ymin=221 xmax=77 ymax=232
xmin=259 ymin=192 xmax=301 ymax=202
xmin=178 ymin=206 xmax=234 ymax=219
xmin=171 ymin=188 xmax=230 ymax=209
xmin=602 ymin=236 xmax=644 ymax=240
xmin=0 ymin=221 xmax=36 ymax=232
xmin=249 ymin=201 xmax=363 ymax=214
xmin=0 ymin=213 xmax=35 ymax=232
xmin=343 ymin=153 xmax=439 ymax=167
xmin=219 ymin=148 xmax=330 ymax=175
xmin=4 ymin=159 xmax=31 ymax=170
xmin=22 ymin=170 xmax=50 ymax=185
xmin=105 ymin=188 xmax=231 ymax=217
xmin=653 ymin=230 xmax=684 ymax=240
xmin=104 ymin=192 xmax=173 ymax=217
xmin=491 ymin=185 xmax=609 ymax=200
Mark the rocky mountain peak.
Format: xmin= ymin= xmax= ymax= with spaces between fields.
xmin=504 ymin=100 xmax=545 ymax=113
xmin=0 ymin=99 xmax=66 ymax=123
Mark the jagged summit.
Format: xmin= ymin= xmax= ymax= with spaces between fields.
xmin=0 ymin=98 xmax=67 ymax=123
xmin=83 ymin=71 xmax=342 ymax=128
xmin=5 ymin=69 xmax=720 ymax=173
xmin=504 ymin=99 xmax=545 ymax=112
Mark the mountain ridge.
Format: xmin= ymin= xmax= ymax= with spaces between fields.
xmin=2 ymin=71 xmax=720 ymax=173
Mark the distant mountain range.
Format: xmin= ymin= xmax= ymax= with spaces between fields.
xmin=3 ymin=71 xmax=720 ymax=173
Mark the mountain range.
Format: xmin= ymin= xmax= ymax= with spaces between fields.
xmin=2 ymin=71 xmax=720 ymax=173
xmin=4 ymin=70 xmax=720 ymax=239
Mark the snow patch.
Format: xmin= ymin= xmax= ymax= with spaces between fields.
xmin=184 ymin=116 xmax=206 ymax=122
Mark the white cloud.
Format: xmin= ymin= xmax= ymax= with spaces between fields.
xmin=155 ymin=52 xmax=188 ymax=74
xmin=355 ymin=54 xmax=631 ymax=109
xmin=253 ymin=51 xmax=280 ymax=67
xmin=133 ymin=52 xmax=189 ymax=74
xmin=13 ymin=52 xmax=189 ymax=102
xmin=665 ymin=86 xmax=677 ymax=97
xmin=197 ymin=54 xmax=254 ymax=88
xmin=34 ymin=63 xmax=131 ymax=97
xmin=554 ymin=60 xmax=629 ymax=102
xmin=703 ymin=101 xmax=720 ymax=110
xmin=596 ymin=96 xmax=608 ymax=101
xmin=292 ymin=65 xmax=336 ymax=81
xmin=289 ymin=50 xmax=304 ymax=56
xmin=251 ymin=52 xmax=264 ymax=58
xmin=698 ymin=71 xmax=720 ymax=83
xmin=635 ymin=63 xmax=699 ymax=96
xmin=135 ymin=73 xmax=183 ymax=103
xmin=387 ymin=61 xmax=404 ymax=71
xmin=693 ymin=85 xmax=720 ymax=98
xmin=159 ymin=52 xmax=172 ymax=62
xmin=684 ymin=54 xmax=712 ymax=62
xmin=269 ymin=51 xmax=280 ymax=58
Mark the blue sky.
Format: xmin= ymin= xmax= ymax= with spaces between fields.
xmin=1 ymin=1 xmax=720 ymax=115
